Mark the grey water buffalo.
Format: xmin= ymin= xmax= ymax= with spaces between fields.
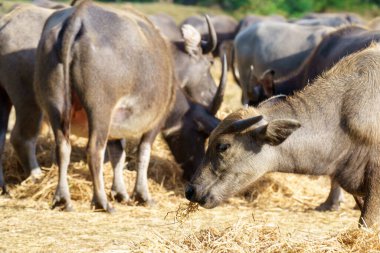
xmin=0 ymin=4 xmax=225 ymax=207
xmin=254 ymin=26 xmax=380 ymax=211
xmin=151 ymin=15 xmax=219 ymax=106
xmin=368 ymin=17 xmax=380 ymax=31
xmin=187 ymin=44 xmax=380 ymax=228
xmin=234 ymin=21 xmax=334 ymax=105
xmin=299 ymin=12 xmax=364 ymax=26
xmin=34 ymin=2 xmax=227 ymax=211
xmin=180 ymin=15 xmax=238 ymax=57
xmin=34 ymin=2 xmax=177 ymax=211
xmin=0 ymin=5 xmax=54 ymax=194
xmin=235 ymin=14 xmax=286 ymax=34
xmin=148 ymin=13 xmax=182 ymax=41
xmin=258 ymin=26 xmax=380 ymax=99
xmin=32 ymin=0 xmax=67 ymax=9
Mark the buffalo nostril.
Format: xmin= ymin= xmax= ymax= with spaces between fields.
xmin=185 ymin=185 xmax=195 ymax=201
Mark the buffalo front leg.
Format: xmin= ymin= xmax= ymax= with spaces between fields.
xmin=0 ymin=89 xmax=12 ymax=194
xmin=316 ymin=178 xmax=344 ymax=211
xmin=132 ymin=128 xmax=160 ymax=206
xmin=360 ymin=160 xmax=380 ymax=228
xmin=107 ymin=139 xmax=129 ymax=203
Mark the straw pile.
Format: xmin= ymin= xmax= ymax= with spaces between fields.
xmin=1 ymin=60 xmax=379 ymax=252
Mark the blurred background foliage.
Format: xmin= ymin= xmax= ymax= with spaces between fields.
xmin=2 ymin=0 xmax=380 ymax=19
xmin=99 ymin=0 xmax=380 ymax=18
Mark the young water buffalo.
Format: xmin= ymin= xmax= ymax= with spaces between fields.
xmin=234 ymin=21 xmax=334 ymax=105
xmin=187 ymin=44 xmax=380 ymax=228
xmin=34 ymin=2 xmax=177 ymax=212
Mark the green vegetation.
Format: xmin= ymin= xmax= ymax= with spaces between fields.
xmin=1 ymin=0 xmax=380 ymax=20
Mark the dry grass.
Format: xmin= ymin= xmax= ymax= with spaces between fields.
xmin=1 ymin=1 xmax=379 ymax=248
xmin=2 ymin=61 xmax=379 ymax=252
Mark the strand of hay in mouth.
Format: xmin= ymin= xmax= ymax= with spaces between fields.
xmin=166 ymin=201 xmax=199 ymax=224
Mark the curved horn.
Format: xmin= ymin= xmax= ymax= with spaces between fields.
xmin=231 ymin=46 xmax=241 ymax=87
xmin=209 ymin=54 xmax=227 ymax=115
xmin=201 ymin=15 xmax=217 ymax=54
xmin=223 ymin=115 xmax=263 ymax=134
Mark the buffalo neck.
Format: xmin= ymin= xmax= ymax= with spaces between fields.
xmin=258 ymin=80 xmax=350 ymax=177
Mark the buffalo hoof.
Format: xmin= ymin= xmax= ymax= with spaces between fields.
xmin=132 ymin=193 xmax=155 ymax=207
xmin=110 ymin=190 xmax=130 ymax=204
xmin=315 ymin=202 xmax=340 ymax=212
xmin=51 ymin=198 xmax=74 ymax=212
xmin=26 ymin=170 xmax=44 ymax=184
xmin=91 ymin=199 xmax=115 ymax=213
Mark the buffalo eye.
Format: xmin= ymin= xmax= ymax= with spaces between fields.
xmin=216 ymin=143 xmax=230 ymax=153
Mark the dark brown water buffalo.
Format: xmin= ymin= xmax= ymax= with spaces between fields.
xmin=34 ymin=2 xmax=177 ymax=212
xmin=0 ymin=5 xmax=54 ymax=194
xmin=187 ymin=44 xmax=380 ymax=228
xmin=234 ymin=21 xmax=334 ymax=105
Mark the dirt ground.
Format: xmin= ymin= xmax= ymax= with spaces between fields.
xmin=1 ymin=34 xmax=380 ymax=253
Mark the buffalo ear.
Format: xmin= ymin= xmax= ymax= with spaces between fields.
xmin=255 ymin=119 xmax=300 ymax=145
xmin=259 ymin=69 xmax=275 ymax=98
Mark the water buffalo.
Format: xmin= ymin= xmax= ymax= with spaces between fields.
xmin=151 ymin=14 xmax=219 ymax=106
xmin=235 ymin=14 xmax=286 ymax=34
xmin=299 ymin=12 xmax=364 ymax=26
xmin=258 ymin=26 xmax=380 ymax=99
xmin=180 ymin=14 xmax=238 ymax=58
xmin=32 ymin=0 xmax=67 ymax=9
xmin=0 ymin=4 xmax=226 ymax=208
xmin=34 ymin=2 xmax=227 ymax=212
xmin=34 ymin=2 xmax=178 ymax=212
xmin=187 ymin=44 xmax=380 ymax=228
xmin=148 ymin=13 xmax=182 ymax=41
xmin=0 ymin=5 xmax=54 ymax=195
xmin=234 ymin=21 xmax=334 ymax=105
xmin=368 ymin=17 xmax=380 ymax=31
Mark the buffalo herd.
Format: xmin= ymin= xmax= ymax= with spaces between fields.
xmin=1 ymin=0 xmax=380 ymax=228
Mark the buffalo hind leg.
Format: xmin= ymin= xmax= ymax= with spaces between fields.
xmin=0 ymin=89 xmax=12 ymax=194
xmin=107 ymin=139 xmax=129 ymax=203
xmin=360 ymin=159 xmax=380 ymax=228
xmin=10 ymin=102 xmax=43 ymax=180
xmin=316 ymin=178 xmax=344 ymax=211
xmin=48 ymin=110 xmax=73 ymax=212
xmin=132 ymin=127 xmax=160 ymax=206
xmin=87 ymin=114 xmax=114 ymax=213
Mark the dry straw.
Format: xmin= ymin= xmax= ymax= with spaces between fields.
xmin=2 ymin=60 xmax=380 ymax=252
